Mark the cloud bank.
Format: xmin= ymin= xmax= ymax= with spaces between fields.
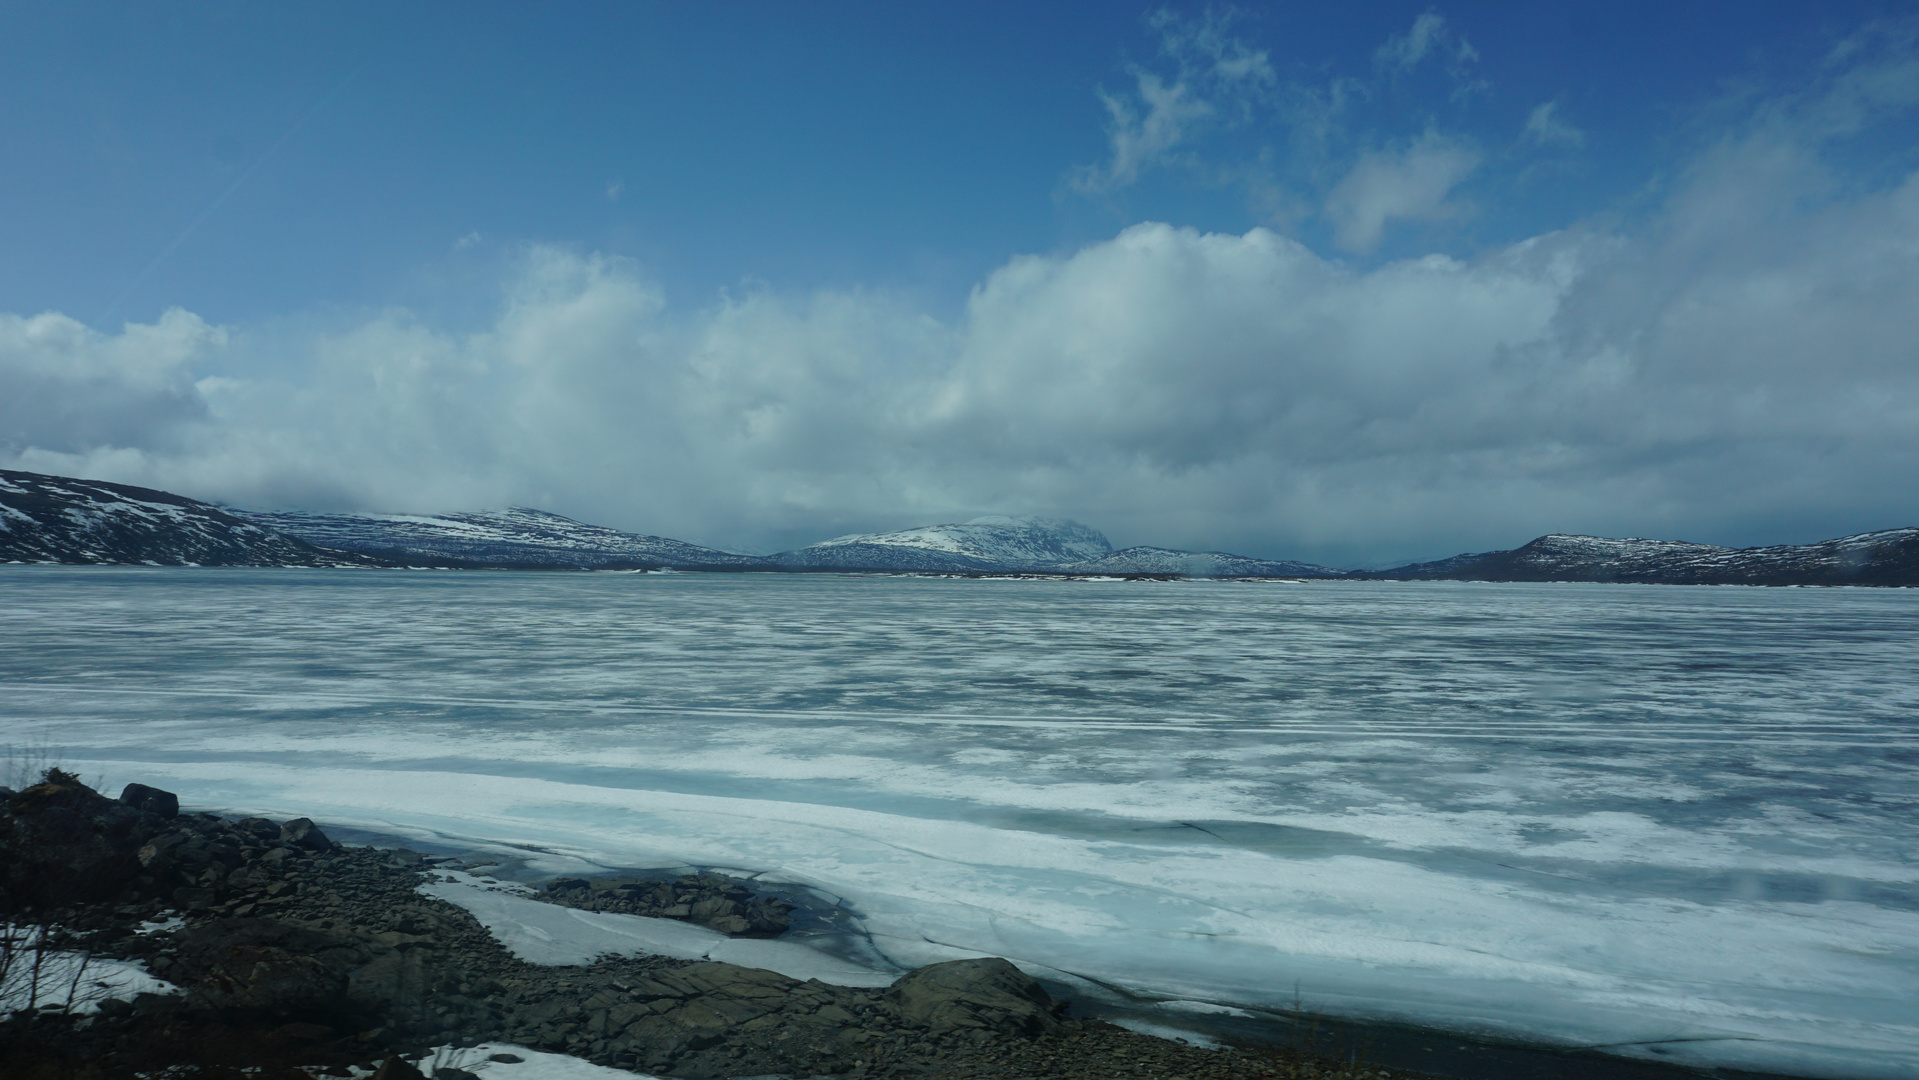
xmin=5 ymin=29 xmax=1919 ymax=566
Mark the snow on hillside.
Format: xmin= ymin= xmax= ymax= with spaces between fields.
xmin=1377 ymin=528 xmax=1919 ymax=585
xmin=783 ymin=516 xmax=1113 ymax=571
xmin=239 ymin=507 xmax=766 ymax=570
xmin=1510 ymin=534 xmax=1731 ymax=571
xmin=0 ymin=469 xmax=368 ymax=567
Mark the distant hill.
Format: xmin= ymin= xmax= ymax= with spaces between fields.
xmin=775 ymin=516 xmax=1113 ymax=572
xmin=0 ymin=469 xmax=379 ymax=567
xmin=1367 ymin=530 xmax=1919 ymax=586
xmin=13 ymin=467 xmax=1908 ymax=584
xmin=245 ymin=508 xmax=1327 ymax=576
xmin=240 ymin=506 xmax=767 ymax=570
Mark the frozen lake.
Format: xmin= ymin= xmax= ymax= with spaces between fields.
xmin=2 ymin=567 xmax=1915 ymax=1077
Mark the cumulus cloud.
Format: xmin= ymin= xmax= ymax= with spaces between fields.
xmin=1324 ymin=132 xmax=1481 ymax=252
xmin=0 ymin=308 xmax=220 ymax=457
xmin=8 ymin=42 xmax=1919 ymax=566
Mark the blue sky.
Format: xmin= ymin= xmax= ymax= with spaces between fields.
xmin=4 ymin=3 xmax=1919 ymax=564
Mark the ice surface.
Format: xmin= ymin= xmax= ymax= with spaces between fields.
xmin=419 ymin=873 xmax=897 ymax=986
xmin=2 ymin=568 xmax=1916 ymax=1077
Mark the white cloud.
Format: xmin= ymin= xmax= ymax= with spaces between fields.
xmin=1073 ymin=9 xmax=1495 ymax=248
xmin=1150 ymin=6 xmax=1277 ymax=89
xmin=1074 ymin=8 xmax=1275 ymax=191
xmin=1079 ymin=72 xmax=1215 ymax=190
xmin=1324 ymin=132 xmax=1481 ymax=252
xmin=1522 ymin=101 xmax=1585 ymax=148
xmin=0 ymin=308 xmax=221 ymax=456
xmin=1374 ymin=11 xmax=1481 ymax=88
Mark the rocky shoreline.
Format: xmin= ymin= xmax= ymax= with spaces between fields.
xmin=0 ymin=771 xmax=1403 ymax=1080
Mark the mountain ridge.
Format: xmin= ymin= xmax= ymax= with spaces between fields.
xmin=0 ymin=469 xmax=380 ymax=567
xmin=4 ymin=468 xmax=1915 ymax=583
xmin=776 ymin=516 xmax=1115 ymax=572
xmin=238 ymin=506 xmax=763 ymax=570
xmin=1365 ymin=529 xmax=1919 ymax=586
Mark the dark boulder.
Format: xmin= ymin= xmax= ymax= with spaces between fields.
xmin=887 ymin=957 xmax=1061 ymax=1036
xmin=172 ymin=917 xmax=379 ymax=1020
xmin=280 ymin=817 xmax=335 ymax=851
xmin=536 ymin=871 xmax=796 ymax=936
xmin=196 ymin=947 xmax=345 ymax=1013
xmin=1 ymin=774 xmax=167 ymax=910
xmin=120 ymin=782 xmax=180 ymax=819
xmin=371 ymin=1057 xmax=428 ymax=1080
xmin=173 ymin=886 xmax=218 ymax=909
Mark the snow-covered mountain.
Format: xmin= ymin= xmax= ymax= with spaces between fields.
xmin=775 ymin=516 xmax=1113 ymax=572
xmin=238 ymin=507 xmax=767 ymax=570
xmin=1054 ymin=546 xmax=1348 ymax=578
xmin=0 ymin=470 xmax=377 ymax=567
xmin=1373 ymin=529 xmax=1919 ymax=586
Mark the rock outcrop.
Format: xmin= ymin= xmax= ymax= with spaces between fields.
xmin=0 ymin=771 xmax=175 ymax=910
xmin=538 ymin=873 xmax=794 ymax=936
xmin=889 ymin=957 xmax=1061 ymax=1036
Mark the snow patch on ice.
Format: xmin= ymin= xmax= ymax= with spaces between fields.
xmin=420 ymin=876 xmax=898 ymax=987
xmin=1107 ymin=1017 xmax=1225 ymax=1049
xmin=422 ymin=1042 xmax=660 ymax=1079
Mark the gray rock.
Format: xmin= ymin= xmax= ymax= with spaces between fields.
xmin=173 ymin=887 xmax=218 ymax=909
xmin=887 ymin=958 xmax=1060 ymax=1036
xmin=196 ymin=947 xmax=346 ymax=1012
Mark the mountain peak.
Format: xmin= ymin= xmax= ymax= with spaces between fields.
xmin=785 ymin=516 xmax=1112 ymax=571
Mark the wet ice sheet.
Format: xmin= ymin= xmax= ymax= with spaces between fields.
xmin=2 ymin=567 xmax=1917 ymax=1077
